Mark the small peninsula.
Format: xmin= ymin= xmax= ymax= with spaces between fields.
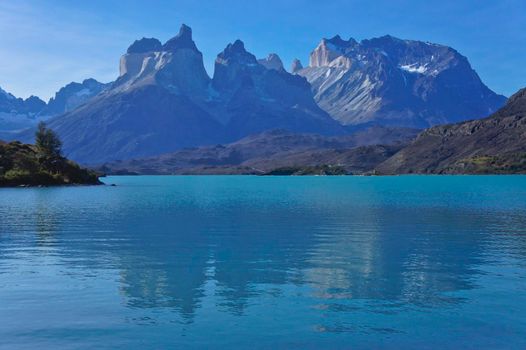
xmin=0 ymin=123 xmax=101 ymax=187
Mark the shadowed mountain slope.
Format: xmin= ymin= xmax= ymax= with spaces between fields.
xmin=376 ymin=88 xmax=526 ymax=174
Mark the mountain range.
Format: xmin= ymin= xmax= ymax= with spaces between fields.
xmin=35 ymin=25 xmax=347 ymax=163
xmin=0 ymin=78 xmax=107 ymax=134
xmin=101 ymin=88 xmax=526 ymax=175
xmin=0 ymin=24 xmax=511 ymax=168
xmin=296 ymin=35 xmax=506 ymax=128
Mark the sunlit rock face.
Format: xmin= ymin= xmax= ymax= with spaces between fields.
xmin=43 ymin=78 xmax=108 ymax=115
xmin=39 ymin=25 xmax=343 ymax=164
xmin=117 ymin=25 xmax=210 ymax=97
xmin=258 ymin=53 xmax=285 ymax=72
xmin=290 ymin=58 xmax=303 ymax=74
xmin=299 ymin=35 xmax=506 ymax=128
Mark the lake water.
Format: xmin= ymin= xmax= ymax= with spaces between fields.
xmin=1 ymin=176 xmax=525 ymax=349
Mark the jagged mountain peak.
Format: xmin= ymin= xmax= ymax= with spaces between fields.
xmin=163 ymin=24 xmax=198 ymax=52
xmin=43 ymin=78 xmax=108 ymax=115
xmin=301 ymin=34 xmax=506 ymax=128
xmin=117 ymin=24 xmax=210 ymax=95
xmin=290 ymin=58 xmax=303 ymax=73
xmin=258 ymin=53 xmax=284 ymax=71
xmin=217 ymin=40 xmax=257 ymax=63
xmin=41 ymin=28 xmax=345 ymax=163
xmin=323 ymin=35 xmax=357 ymax=48
xmin=24 ymin=95 xmax=46 ymax=106
xmin=213 ymin=40 xmax=261 ymax=85
xmin=0 ymin=86 xmax=48 ymax=132
xmin=310 ymin=35 xmax=359 ymax=67
xmin=127 ymin=37 xmax=162 ymax=54
xmin=0 ymin=86 xmax=15 ymax=100
xmin=229 ymin=39 xmax=246 ymax=52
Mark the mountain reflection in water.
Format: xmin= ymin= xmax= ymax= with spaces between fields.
xmin=1 ymin=176 xmax=525 ymax=348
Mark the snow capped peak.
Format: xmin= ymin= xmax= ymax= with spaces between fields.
xmin=258 ymin=53 xmax=284 ymax=71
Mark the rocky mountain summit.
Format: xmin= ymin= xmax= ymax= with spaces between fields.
xmin=290 ymin=59 xmax=303 ymax=74
xmin=0 ymin=79 xmax=107 ymax=133
xmin=0 ymin=87 xmax=47 ymax=132
xmin=258 ymin=54 xmax=285 ymax=71
xmin=2 ymin=25 xmax=511 ymax=170
xmin=211 ymin=40 xmax=342 ymax=139
xmin=117 ymin=24 xmax=210 ymax=97
xmin=42 ymin=25 xmax=343 ymax=164
xmin=43 ymin=79 xmax=108 ymax=116
xmin=297 ymin=35 xmax=506 ymax=128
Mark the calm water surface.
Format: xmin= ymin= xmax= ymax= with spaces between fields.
xmin=1 ymin=176 xmax=525 ymax=349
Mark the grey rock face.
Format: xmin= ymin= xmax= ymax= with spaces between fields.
xmin=290 ymin=59 xmax=303 ymax=73
xmin=0 ymin=88 xmax=45 ymax=115
xmin=47 ymin=85 xmax=223 ymax=164
xmin=212 ymin=40 xmax=344 ymax=140
xmin=41 ymin=27 xmax=344 ymax=164
xmin=299 ymin=35 xmax=506 ymax=128
xmin=117 ymin=24 xmax=210 ymax=97
xmin=258 ymin=53 xmax=285 ymax=71
xmin=127 ymin=38 xmax=162 ymax=54
xmin=0 ymin=79 xmax=109 ymax=134
xmin=0 ymin=86 xmax=48 ymax=132
xmin=43 ymin=78 xmax=108 ymax=115
xmin=162 ymin=24 xmax=198 ymax=51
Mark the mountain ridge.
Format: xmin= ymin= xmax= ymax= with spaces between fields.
xmin=98 ymin=126 xmax=418 ymax=174
xmin=297 ymin=34 xmax=506 ymax=128
xmin=39 ymin=25 xmax=344 ymax=164
xmin=376 ymin=87 xmax=526 ymax=174
xmin=1 ymin=26 xmax=509 ymax=168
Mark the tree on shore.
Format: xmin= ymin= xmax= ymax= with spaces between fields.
xmin=35 ymin=122 xmax=63 ymax=172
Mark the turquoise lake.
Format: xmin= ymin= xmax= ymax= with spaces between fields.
xmin=1 ymin=175 xmax=525 ymax=349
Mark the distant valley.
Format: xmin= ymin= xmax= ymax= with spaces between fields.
xmin=98 ymin=127 xmax=417 ymax=175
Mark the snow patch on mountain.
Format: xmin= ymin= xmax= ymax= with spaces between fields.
xmin=399 ymin=63 xmax=428 ymax=74
xmin=299 ymin=34 xmax=506 ymax=128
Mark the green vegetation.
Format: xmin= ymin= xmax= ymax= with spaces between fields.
xmin=452 ymin=153 xmax=526 ymax=174
xmin=0 ymin=123 xmax=101 ymax=187
xmin=264 ymin=165 xmax=348 ymax=176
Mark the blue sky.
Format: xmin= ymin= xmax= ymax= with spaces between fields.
xmin=0 ymin=0 xmax=524 ymax=100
